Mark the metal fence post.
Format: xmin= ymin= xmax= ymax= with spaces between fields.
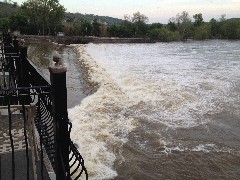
xmin=49 ymin=54 xmax=70 ymax=180
xmin=19 ymin=45 xmax=32 ymax=104
xmin=19 ymin=46 xmax=28 ymax=87
xmin=12 ymin=36 xmax=19 ymax=53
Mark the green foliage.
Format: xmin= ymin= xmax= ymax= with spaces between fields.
xmin=149 ymin=23 xmax=163 ymax=30
xmin=8 ymin=13 xmax=29 ymax=33
xmin=167 ymin=18 xmax=177 ymax=31
xmin=148 ymin=27 xmax=180 ymax=42
xmin=209 ymin=18 xmax=219 ymax=38
xmin=107 ymin=25 xmax=122 ymax=37
xmin=193 ymin=13 xmax=204 ymax=27
xmin=65 ymin=12 xmax=123 ymax=25
xmin=172 ymin=11 xmax=192 ymax=40
xmin=1 ymin=2 xmax=239 ymax=40
xmin=208 ymin=17 xmax=240 ymax=39
xmin=193 ymin=24 xmax=211 ymax=40
xmin=219 ymin=14 xmax=226 ymax=22
xmin=108 ymin=11 xmax=239 ymax=41
xmin=121 ymin=20 xmax=134 ymax=37
xmin=0 ymin=1 xmax=19 ymax=19
xmin=19 ymin=0 xmax=66 ymax=35
xmin=107 ymin=12 xmax=149 ymax=38
xmin=79 ymin=20 xmax=92 ymax=36
xmin=0 ymin=1 xmax=19 ymax=32
xmin=0 ymin=17 xmax=10 ymax=32
xmin=63 ymin=20 xmax=92 ymax=36
xmin=131 ymin=12 xmax=149 ymax=37
xmin=92 ymin=19 xmax=101 ymax=36
xmin=132 ymin=22 xmax=148 ymax=37
xmin=148 ymin=28 xmax=160 ymax=40
xmin=219 ymin=18 xmax=240 ymax=39
xmin=132 ymin=11 xmax=148 ymax=24
xmin=107 ymin=20 xmax=134 ymax=38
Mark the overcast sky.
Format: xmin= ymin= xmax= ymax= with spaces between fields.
xmin=12 ymin=0 xmax=240 ymax=23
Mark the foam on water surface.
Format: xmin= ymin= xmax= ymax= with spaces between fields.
xmin=68 ymin=41 xmax=240 ymax=179
xmin=68 ymin=45 xmax=137 ymax=179
xmin=85 ymin=43 xmax=240 ymax=128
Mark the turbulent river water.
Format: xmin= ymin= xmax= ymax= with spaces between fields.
xmin=29 ymin=40 xmax=240 ymax=179
xmin=69 ymin=40 xmax=240 ymax=180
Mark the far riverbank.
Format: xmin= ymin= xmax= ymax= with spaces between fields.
xmin=21 ymin=35 xmax=155 ymax=45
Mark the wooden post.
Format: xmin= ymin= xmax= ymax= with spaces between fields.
xmin=49 ymin=54 xmax=70 ymax=180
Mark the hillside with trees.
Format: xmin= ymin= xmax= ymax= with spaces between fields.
xmin=0 ymin=1 xmax=18 ymax=19
xmin=0 ymin=0 xmax=240 ymax=40
xmin=65 ymin=12 xmax=123 ymax=25
xmin=0 ymin=1 xmax=122 ymax=35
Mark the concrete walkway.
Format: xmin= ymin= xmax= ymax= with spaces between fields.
xmin=0 ymin=111 xmax=50 ymax=180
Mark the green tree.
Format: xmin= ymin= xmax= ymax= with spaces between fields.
xmin=20 ymin=1 xmax=39 ymax=34
xmin=20 ymin=0 xmax=65 ymax=35
xmin=220 ymin=19 xmax=240 ymax=39
xmin=193 ymin=13 xmax=204 ymax=27
xmin=219 ymin=14 xmax=226 ymax=22
xmin=193 ymin=24 xmax=210 ymax=40
xmin=131 ymin=11 xmax=148 ymax=37
xmin=107 ymin=24 xmax=119 ymax=37
xmin=0 ymin=18 xmax=10 ymax=32
xmin=72 ymin=22 xmax=82 ymax=35
xmin=148 ymin=28 xmax=160 ymax=40
xmin=175 ymin=11 xmax=192 ymax=40
xmin=148 ymin=27 xmax=180 ymax=42
xmin=131 ymin=11 xmax=148 ymax=24
xmin=0 ymin=1 xmax=19 ymax=19
xmin=8 ymin=12 xmax=29 ymax=34
xmin=149 ymin=23 xmax=163 ymax=30
xmin=167 ymin=17 xmax=177 ymax=31
xmin=92 ymin=19 xmax=101 ymax=36
xmin=209 ymin=18 xmax=219 ymax=38
xmin=80 ymin=20 xmax=92 ymax=36
xmin=63 ymin=23 xmax=74 ymax=36
xmin=121 ymin=18 xmax=134 ymax=37
xmin=107 ymin=19 xmax=134 ymax=38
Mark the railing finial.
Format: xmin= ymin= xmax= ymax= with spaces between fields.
xmin=49 ymin=52 xmax=67 ymax=73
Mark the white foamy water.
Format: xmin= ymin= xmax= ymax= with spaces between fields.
xmin=68 ymin=45 xmax=137 ymax=179
xmin=85 ymin=41 xmax=240 ymax=128
xmin=68 ymin=41 xmax=240 ymax=179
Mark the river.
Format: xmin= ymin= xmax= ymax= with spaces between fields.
xmin=28 ymin=40 xmax=240 ymax=179
xmin=69 ymin=40 xmax=240 ymax=179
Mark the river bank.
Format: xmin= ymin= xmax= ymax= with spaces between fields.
xmin=21 ymin=35 xmax=155 ymax=45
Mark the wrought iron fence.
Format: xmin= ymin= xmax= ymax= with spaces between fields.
xmin=0 ymin=33 xmax=88 ymax=179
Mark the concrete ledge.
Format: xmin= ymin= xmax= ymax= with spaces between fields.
xmin=20 ymin=35 xmax=156 ymax=45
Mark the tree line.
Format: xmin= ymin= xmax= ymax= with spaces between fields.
xmin=0 ymin=0 xmax=65 ymax=35
xmin=107 ymin=11 xmax=240 ymax=41
xmin=0 ymin=0 xmax=240 ymax=41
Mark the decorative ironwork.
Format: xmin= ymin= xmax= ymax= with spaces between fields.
xmin=0 ymin=33 xmax=88 ymax=179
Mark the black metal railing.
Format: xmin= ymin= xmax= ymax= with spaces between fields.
xmin=0 ymin=33 xmax=88 ymax=179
